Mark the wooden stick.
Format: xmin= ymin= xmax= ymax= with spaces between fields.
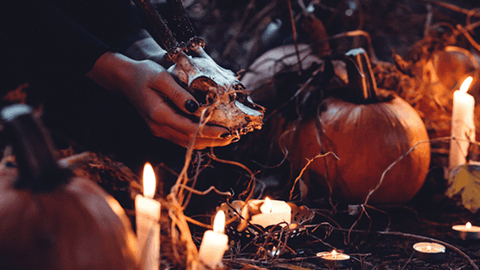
xmin=166 ymin=0 xmax=196 ymax=43
xmin=131 ymin=0 xmax=178 ymax=52
xmin=420 ymin=0 xmax=480 ymax=18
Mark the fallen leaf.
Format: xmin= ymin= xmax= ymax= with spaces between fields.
xmin=446 ymin=164 xmax=480 ymax=213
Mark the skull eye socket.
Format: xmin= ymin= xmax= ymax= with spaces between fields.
xmin=236 ymin=92 xmax=246 ymax=103
xmin=191 ymin=90 xmax=217 ymax=105
xmin=190 ymin=77 xmax=218 ymax=105
xmin=229 ymin=93 xmax=236 ymax=102
xmin=206 ymin=92 xmax=217 ymax=104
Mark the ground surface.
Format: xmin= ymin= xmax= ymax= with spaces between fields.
xmin=7 ymin=0 xmax=480 ymax=269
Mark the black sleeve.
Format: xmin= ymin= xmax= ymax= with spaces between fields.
xmin=0 ymin=0 xmax=111 ymax=81
xmin=49 ymin=0 xmax=145 ymax=51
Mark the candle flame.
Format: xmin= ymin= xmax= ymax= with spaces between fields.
xmin=427 ymin=245 xmax=432 ymax=252
xmin=260 ymin=197 xmax=273 ymax=213
xmin=460 ymin=76 xmax=473 ymax=93
xmin=142 ymin=162 xmax=156 ymax=199
xmin=213 ymin=210 xmax=226 ymax=234
xmin=331 ymin=250 xmax=337 ymax=259
xmin=466 ymin=222 xmax=472 ymax=230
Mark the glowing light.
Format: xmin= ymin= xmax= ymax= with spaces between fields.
xmin=260 ymin=197 xmax=273 ymax=213
xmin=143 ymin=163 xmax=156 ymax=199
xmin=331 ymin=250 xmax=337 ymax=259
xmin=466 ymin=222 xmax=472 ymax=230
xmin=460 ymin=76 xmax=473 ymax=93
xmin=427 ymin=245 xmax=432 ymax=252
xmin=213 ymin=210 xmax=226 ymax=234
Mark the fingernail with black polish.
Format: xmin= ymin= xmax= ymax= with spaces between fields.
xmin=185 ymin=99 xmax=199 ymax=113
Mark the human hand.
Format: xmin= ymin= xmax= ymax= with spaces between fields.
xmin=86 ymin=52 xmax=234 ymax=149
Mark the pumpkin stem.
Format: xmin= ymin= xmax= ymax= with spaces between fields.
xmin=344 ymin=48 xmax=378 ymax=104
xmin=1 ymin=104 xmax=71 ymax=192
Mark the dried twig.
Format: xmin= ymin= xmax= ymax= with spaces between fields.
xmin=363 ymin=137 xmax=450 ymax=205
xmin=420 ymin=0 xmax=480 ymax=18
xmin=222 ymin=0 xmax=256 ymax=58
xmin=287 ymin=0 xmax=303 ymax=73
xmin=209 ymin=148 xmax=257 ymax=201
xmin=178 ymin=184 xmax=233 ymax=197
xmin=400 ymin=251 xmax=415 ymax=270
xmin=289 ymin=152 xmax=339 ymax=201
xmin=457 ymin=24 xmax=480 ymax=52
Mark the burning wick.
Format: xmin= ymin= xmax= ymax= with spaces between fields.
xmin=213 ymin=210 xmax=225 ymax=234
xmin=426 ymin=245 xmax=432 ymax=252
xmin=260 ymin=197 xmax=273 ymax=214
xmin=331 ymin=250 xmax=337 ymax=259
xmin=460 ymin=77 xmax=473 ymax=93
xmin=466 ymin=222 xmax=472 ymax=230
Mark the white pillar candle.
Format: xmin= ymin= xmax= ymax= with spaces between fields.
xmin=249 ymin=197 xmax=291 ymax=228
xmin=198 ymin=210 xmax=229 ymax=269
xmin=135 ymin=163 xmax=161 ymax=270
xmin=450 ymin=76 xmax=475 ymax=169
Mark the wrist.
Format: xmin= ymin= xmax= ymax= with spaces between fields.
xmin=122 ymin=30 xmax=171 ymax=68
xmin=86 ymin=51 xmax=134 ymax=93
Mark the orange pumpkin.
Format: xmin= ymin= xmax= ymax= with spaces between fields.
xmin=0 ymin=104 xmax=137 ymax=270
xmin=284 ymin=49 xmax=431 ymax=204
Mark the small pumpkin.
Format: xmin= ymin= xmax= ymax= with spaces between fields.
xmin=0 ymin=104 xmax=137 ymax=270
xmin=284 ymin=48 xmax=431 ymax=204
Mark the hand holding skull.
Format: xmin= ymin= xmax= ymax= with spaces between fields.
xmin=86 ymin=51 xmax=234 ymax=149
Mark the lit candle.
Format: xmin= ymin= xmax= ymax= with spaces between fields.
xmin=317 ymin=250 xmax=350 ymax=267
xmin=198 ymin=210 xmax=229 ymax=269
xmin=135 ymin=163 xmax=161 ymax=270
xmin=249 ymin=197 xmax=292 ymax=228
xmin=452 ymin=222 xmax=480 ymax=240
xmin=413 ymin=242 xmax=446 ymax=261
xmin=450 ymin=76 xmax=475 ymax=169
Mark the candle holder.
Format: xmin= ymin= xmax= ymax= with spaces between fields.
xmin=316 ymin=250 xmax=350 ymax=268
xmin=413 ymin=242 xmax=446 ymax=261
xmin=452 ymin=222 xmax=480 ymax=240
xmin=217 ymin=200 xmax=315 ymax=256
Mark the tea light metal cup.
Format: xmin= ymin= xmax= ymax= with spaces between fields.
xmin=316 ymin=250 xmax=350 ymax=268
xmin=452 ymin=222 xmax=480 ymax=240
xmin=413 ymin=242 xmax=446 ymax=261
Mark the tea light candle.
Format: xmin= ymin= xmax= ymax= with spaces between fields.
xmin=198 ymin=210 xmax=229 ymax=269
xmin=249 ymin=197 xmax=291 ymax=228
xmin=450 ymin=76 xmax=475 ymax=169
xmin=135 ymin=163 xmax=161 ymax=270
xmin=413 ymin=242 xmax=446 ymax=261
xmin=317 ymin=250 xmax=350 ymax=268
xmin=452 ymin=222 xmax=480 ymax=240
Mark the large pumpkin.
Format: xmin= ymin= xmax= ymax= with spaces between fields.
xmin=0 ymin=104 xmax=137 ymax=270
xmin=283 ymin=49 xmax=431 ymax=204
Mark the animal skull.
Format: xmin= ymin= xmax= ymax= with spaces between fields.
xmin=168 ymin=42 xmax=265 ymax=140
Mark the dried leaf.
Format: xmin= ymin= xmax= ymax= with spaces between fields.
xmin=446 ymin=164 xmax=480 ymax=213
